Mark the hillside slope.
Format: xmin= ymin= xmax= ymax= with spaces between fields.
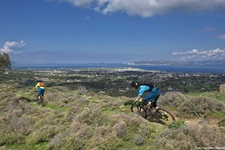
xmin=1 ymin=85 xmax=225 ymax=150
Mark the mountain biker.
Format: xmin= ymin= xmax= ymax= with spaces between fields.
xmin=35 ymin=80 xmax=46 ymax=100
xmin=131 ymin=81 xmax=161 ymax=114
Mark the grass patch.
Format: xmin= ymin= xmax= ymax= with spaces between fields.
xmin=44 ymin=103 xmax=69 ymax=112
xmin=124 ymin=100 xmax=133 ymax=105
xmin=6 ymin=142 xmax=47 ymax=150
xmin=210 ymin=111 xmax=225 ymax=118
xmin=189 ymin=91 xmax=225 ymax=103
xmin=168 ymin=119 xmax=186 ymax=129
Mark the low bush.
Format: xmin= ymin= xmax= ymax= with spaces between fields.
xmin=159 ymin=92 xmax=225 ymax=119
xmin=168 ymin=119 xmax=186 ymax=129
xmin=0 ymin=130 xmax=25 ymax=146
xmin=156 ymin=124 xmax=225 ymax=150
xmin=177 ymin=96 xmax=225 ymax=118
xmin=26 ymin=125 xmax=58 ymax=145
xmin=158 ymin=92 xmax=190 ymax=108
xmin=218 ymin=118 xmax=225 ymax=127
xmin=75 ymin=104 xmax=108 ymax=126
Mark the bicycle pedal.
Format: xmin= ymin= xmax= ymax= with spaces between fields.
xmin=147 ymin=111 xmax=153 ymax=115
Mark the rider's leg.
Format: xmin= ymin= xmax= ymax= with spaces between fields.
xmin=146 ymin=102 xmax=151 ymax=110
xmin=41 ymin=89 xmax=45 ymax=97
xmin=37 ymin=88 xmax=42 ymax=100
xmin=41 ymin=89 xmax=44 ymax=97
xmin=147 ymin=88 xmax=161 ymax=108
xmin=145 ymin=92 xmax=159 ymax=112
xmin=152 ymin=97 xmax=159 ymax=109
xmin=154 ymin=89 xmax=161 ymax=109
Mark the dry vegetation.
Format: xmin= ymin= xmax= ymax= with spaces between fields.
xmin=159 ymin=92 xmax=225 ymax=119
xmin=0 ymin=86 xmax=225 ymax=150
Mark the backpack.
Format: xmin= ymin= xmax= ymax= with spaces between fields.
xmin=140 ymin=80 xmax=156 ymax=91
xmin=39 ymin=82 xmax=45 ymax=87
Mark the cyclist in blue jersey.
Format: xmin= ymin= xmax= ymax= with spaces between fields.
xmin=131 ymin=81 xmax=161 ymax=113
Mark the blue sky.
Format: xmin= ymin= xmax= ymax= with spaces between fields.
xmin=0 ymin=0 xmax=225 ymax=64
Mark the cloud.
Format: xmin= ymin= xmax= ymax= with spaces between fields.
xmin=59 ymin=0 xmax=94 ymax=7
xmin=204 ymin=27 xmax=215 ymax=32
xmin=218 ymin=34 xmax=225 ymax=39
xmin=55 ymin=0 xmax=225 ymax=17
xmin=0 ymin=40 xmax=26 ymax=54
xmin=172 ymin=48 xmax=225 ymax=61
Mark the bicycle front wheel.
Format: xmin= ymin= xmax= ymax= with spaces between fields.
xmin=131 ymin=104 xmax=147 ymax=119
xmin=155 ymin=108 xmax=175 ymax=124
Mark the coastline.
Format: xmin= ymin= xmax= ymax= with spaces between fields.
xmin=12 ymin=63 xmax=225 ymax=74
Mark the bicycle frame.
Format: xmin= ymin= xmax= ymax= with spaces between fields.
xmin=131 ymin=99 xmax=175 ymax=124
xmin=137 ymin=99 xmax=155 ymax=110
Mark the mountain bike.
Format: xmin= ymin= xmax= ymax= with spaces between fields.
xmin=131 ymin=99 xmax=175 ymax=124
xmin=37 ymin=95 xmax=44 ymax=107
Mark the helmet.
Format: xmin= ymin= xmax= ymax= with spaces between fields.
xmin=131 ymin=81 xmax=140 ymax=89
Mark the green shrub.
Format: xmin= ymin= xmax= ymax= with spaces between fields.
xmin=177 ymin=96 xmax=225 ymax=118
xmin=158 ymin=92 xmax=190 ymax=108
xmin=26 ymin=125 xmax=57 ymax=145
xmin=123 ymin=100 xmax=133 ymax=105
xmin=218 ymin=118 xmax=225 ymax=127
xmin=83 ymin=125 xmax=124 ymax=150
xmin=113 ymin=121 xmax=127 ymax=138
xmin=0 ymin=131 xmax=25 ymax=145
xmin=168 ymin=119 xmax=186 ymax=129
xmin=156 ymin=124 xmax=225 ymax=150
xmin=47 ymin=122 xmax=94 ymax=150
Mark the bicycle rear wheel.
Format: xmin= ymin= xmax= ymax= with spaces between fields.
xmin=154 ymin=108 xmax=175 ymax=124
xmin=40 ymin=95 xmax=44 ymax=107
xmin=131 ymin=104 xmax=147 ymax=119
xmin=37 ymin=95 xmax=44 ymax=107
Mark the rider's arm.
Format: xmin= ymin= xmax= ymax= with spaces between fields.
xmin=133 ymin=95 xmax=141 ymax=104
xmin=133 ymin=85 xmax=148 ymax=104
xmin=35 ymin=83 xmax=39 ymax=89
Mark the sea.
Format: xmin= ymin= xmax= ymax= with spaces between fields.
xmin=13 ymin=63 xmax=225 ymax=75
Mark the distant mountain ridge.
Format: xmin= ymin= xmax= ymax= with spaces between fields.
xmin=11 ymin=60 xmax=225 ymax=67
xmin=130 ymin=60 xmax=225 ymax=66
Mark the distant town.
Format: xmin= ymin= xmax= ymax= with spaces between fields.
xmin=2 ymin=67 xmax=224 ymax=97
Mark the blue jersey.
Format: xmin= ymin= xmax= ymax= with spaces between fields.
xmin=138 ymin=85 xmax=150 ymax=96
